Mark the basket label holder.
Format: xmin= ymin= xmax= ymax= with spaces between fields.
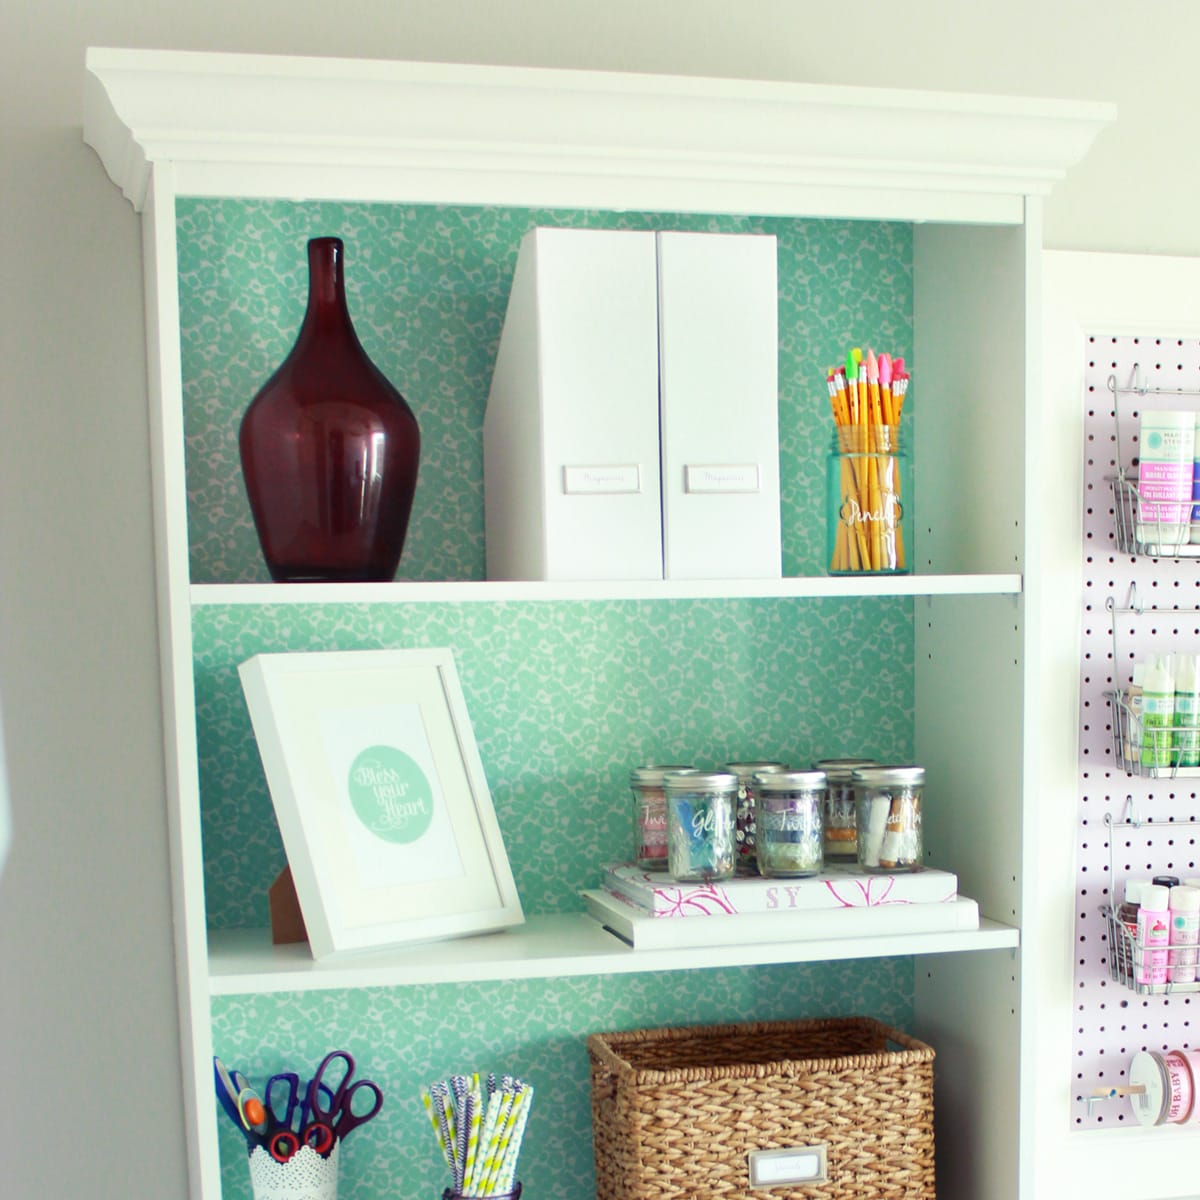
xmin=747 ymin=1145 xmax=828 ymax=1188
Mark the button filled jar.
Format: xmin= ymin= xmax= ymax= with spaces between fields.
xmin=725 ymin=760 xmax=788 ymax=873
xmin=665 ymin=770 xmax=738 ymax=882
xmin=812 ymin=757 xmax=876 ymax=862
xmin=754 ymin=770 xmax=827 ymax=878
xmin=630 ymin=764 xmax=694 ymax=869
xmin=853 ymin=765 xmax=924 ymax=872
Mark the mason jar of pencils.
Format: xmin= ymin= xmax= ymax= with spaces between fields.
xmin=826 ymin=424 xmax=911 ymax=574
xmin=824 ymin=347 xmax=912 ymax=575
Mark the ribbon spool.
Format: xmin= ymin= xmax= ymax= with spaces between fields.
xmin=1129 ymin=1049 xmax=1195 ymax=1126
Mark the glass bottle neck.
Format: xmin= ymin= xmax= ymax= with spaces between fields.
xmin=301 ymin=237 xmax=353 ymax=332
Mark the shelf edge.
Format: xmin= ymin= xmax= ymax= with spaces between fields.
xmin=207 ymin=914 xmax=1020 ymax=996
xmin=191 ymin=574 xmax=1024 ymax=607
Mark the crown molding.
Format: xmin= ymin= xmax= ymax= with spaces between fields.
xmin=84 ymin=47 xmax=1115 ymax=222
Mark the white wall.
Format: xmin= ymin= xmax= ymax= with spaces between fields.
xmin=0 ymin=2 xmax=1194 ymax=1197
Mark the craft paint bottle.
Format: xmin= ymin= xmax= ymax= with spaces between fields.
xmin=1174 ymin=652 xmax=1200 ymax=769
xmin=1116 ymin=879 xmax=1146 ymax=982
xmin=1141 ymin=655 xmax=1177 ymax=769
xmin=1136 ymin=884 xmax=1171 ymax=986
xmin=1136 ymin=410 xmax=1195 ymax=547
xmin=1191 ymin=412 xmax=1200 ymax=543
xmin=1168 ymin=885 xmax=1200 ymax=983
xmin=1124 ymin=663 xmax=1144 ymax=767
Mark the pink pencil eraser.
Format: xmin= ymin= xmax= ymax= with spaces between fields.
xmin=879 ymin=352 xmax=892 ymax=387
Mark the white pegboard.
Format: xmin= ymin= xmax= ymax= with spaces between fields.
xmin=1073 ymin=334 xmax=1200 ymax=1129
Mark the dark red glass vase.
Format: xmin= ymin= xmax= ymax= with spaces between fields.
xmin=239 ymin=237 xmax=420 ymax=582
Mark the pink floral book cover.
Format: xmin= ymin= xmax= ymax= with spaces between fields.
xmin=602 ymin=862 xmax=958 ymax=917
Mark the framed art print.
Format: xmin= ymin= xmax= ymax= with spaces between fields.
xmin=239 ymin=647 xmax=524 ymax=958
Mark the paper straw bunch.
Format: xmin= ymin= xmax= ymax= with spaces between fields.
xmin=421 ymin=1072 xmax=534 ymax=1197
xmin=825 ymin=346 xmax=910 ymax=573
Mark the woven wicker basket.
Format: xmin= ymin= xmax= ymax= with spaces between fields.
xmin=587 ymin=1016 xmax=934 ymax=1200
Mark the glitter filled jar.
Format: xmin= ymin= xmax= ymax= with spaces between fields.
xmin=754 ymin=770 xmax=827 ymax=878
xmin=853 ymin=765 xmax=924 ymax=872
xmin=725 ymin=760 xmax=788 ymax=873
xmin=630 ymin=764 xmax=694 ymax=868
xmin=665 ymin=770 xmax=738 ymax=882
xmin=812 ymin=757 xmax=877 ymax=862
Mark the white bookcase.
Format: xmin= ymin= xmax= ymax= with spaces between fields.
xmin=83 ymin=48 xmax=1112 ymax=1200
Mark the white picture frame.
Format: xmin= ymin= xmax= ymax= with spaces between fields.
xmin=238 ymin=647 xmax=524 ymax=958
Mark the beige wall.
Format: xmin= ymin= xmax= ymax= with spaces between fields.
xmin=0 ymin=2 xmax=1189 ymax=1196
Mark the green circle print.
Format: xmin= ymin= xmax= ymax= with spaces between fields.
xmin=347 ymin=745 xmax=434 ymax=844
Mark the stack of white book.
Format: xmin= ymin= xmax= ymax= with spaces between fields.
xmin=582 ymin=862 xmax=979 ymax=950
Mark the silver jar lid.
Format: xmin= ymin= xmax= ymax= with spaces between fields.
xmin=851 ymin=765 xmax=925 ymax=786
xmin=663 ymin=769 xmax=738 ymax=791
xmin=630 ymin=764 xmax=694 ymax=786
xmin=725 ymin=760 xmax=788 ymax=780
xmin=812 ymin=757 xmax=876 ymax=781
xmin=755 ymin=769 xmax=827 ymax=792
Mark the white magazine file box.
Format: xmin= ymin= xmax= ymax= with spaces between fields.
xmin=483 ymin=226 xmax=663 ymax=581
xmin=657 ymin=231 xmax=781 ymax=580
xmin=484 ymin=226 xmax=781 ymax=581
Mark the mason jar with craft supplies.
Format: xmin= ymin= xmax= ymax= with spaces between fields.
xmin=665 ymin=769 xmax=738 ymax=882
xmin=725 ymin=759 xmax=788 ymax=873
xmin=753 ymin=770 xmax=826 ymax=878
xmin=824 ymin=347 xmax=912 ymax=575
xmin=630 ymin=763 xmax=695 ymax=869
xmin=853 ymin=765 xmax=924 ymax=872
xmin=812 ymin=757 xmax=877 ymax=863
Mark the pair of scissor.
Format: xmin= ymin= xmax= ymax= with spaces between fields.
xmin=213 ymin=1056 xmax=268 ymax=1149
xmin=296 ymin=1050 xmax=383 ymax=1158
xmin=262 ymin=1070 xmax=337 ymax=1162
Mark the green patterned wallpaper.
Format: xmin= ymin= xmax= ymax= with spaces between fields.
xmin=194 ymin=596 xmax=913 ymax=929
xmin=176 ymin=198 xmax=912 ymax=583
xmin=178 ymin=198 xmax=916 ymax=1200
xmin=213 ymin=961 xmax=913 ymax=1200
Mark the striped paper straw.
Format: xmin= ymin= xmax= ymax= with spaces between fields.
xmin=471 ymin=1086 xmax=506 ymax=1194
xmin=477 ymin=1088 xmax=517 ymax=1195
xmin=432 ymin=1081 xmax=460 ymax=1190
xmin=495 ymin=1084 xmax=533 ymax=1194
xmin=461 ymin=1082 xmax=484 ymax=1194
xmin=420 ymin=1086 xmax=454 ymax=1172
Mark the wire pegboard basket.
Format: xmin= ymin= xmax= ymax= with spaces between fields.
xmin=1108 ymin=366 xmax=1200 ymax=559
xmin=1102 ymin=904 xmax=1200 ymax=996
xmin=1108 ymin=689 xmax=1200 ymax=779
xmin=1111 ymin=475 xmax=1200 ymax=559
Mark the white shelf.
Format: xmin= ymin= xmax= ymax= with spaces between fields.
xmin=83 ymin=45 xmax=1116 ymax=1200
xmin=207 ymin=912 xmax=1019 ymax=995
xmin=191 ymin=573 xmax=1023 ymax=607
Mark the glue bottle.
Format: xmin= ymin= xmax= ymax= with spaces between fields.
xmin=1137 ymin=884 xmax=1171 ymax=986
